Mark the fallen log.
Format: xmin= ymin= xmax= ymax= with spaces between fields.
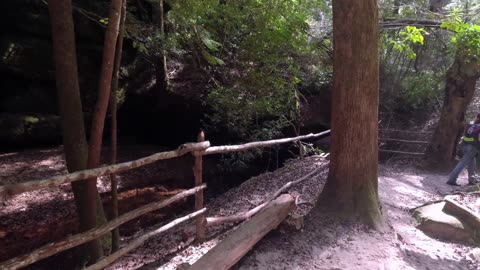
xmin=206 ymin=164 xmax=326 ymax=227
xmin=184 ymin=194 xmax=295 ymax=270
xmin=443 ymin=196 xmax=480 ymax=233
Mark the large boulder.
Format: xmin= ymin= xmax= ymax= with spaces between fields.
xmin=413 ymin=201 xmax=477 ymax=244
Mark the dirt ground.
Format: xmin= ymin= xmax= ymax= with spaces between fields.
xmin=134 ymin=157 xmax=479 ymax=270
xmin=234 ymin=165 xmax=480 ymax=270
xmin=1 ymin=148 xmax=479 ymax=270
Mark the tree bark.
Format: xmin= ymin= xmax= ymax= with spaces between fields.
xmin=425 ymin=57 xmax=480 ymax=167
xmin=109 ymin=0 xmax=127 ymax=252
xmin=317 ymin=0 xmax=383 ymax=228
xmin=193 ymin=131 xmax=206 ymax=241
xmin=47 ymin=0 xmax=105 ymax=264
xmin=85 ymin=0 xmax=123 ymax=261
xmin=153 ymin=0 xmax=168 ymax=95
xmin=88 ymin=0 xmax=122 ymax=171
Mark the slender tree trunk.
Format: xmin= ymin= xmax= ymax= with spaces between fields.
xmin=47 ymin=0 xmax=105 ymax=264
xmin=425 ymin=57 xmax=480 ymax=167
xmin=88 ymin=0 xmax=122 ymax=169
xmin=85 ymin=0 xmax=123 ymax=261
xmin=317 ymin=0 xmax=382 ymax=229
xmin=109 ymin=0 xmax=126 ymax=252
xmin=153 ymin=0 xmax=168 ymax=95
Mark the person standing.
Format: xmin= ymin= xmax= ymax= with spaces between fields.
xmin=447 ymin=114 xmax=480 ymax=186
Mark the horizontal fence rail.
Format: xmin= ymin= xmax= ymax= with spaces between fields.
xmin=0 ymin=129 xmax=331 ymax=269
xmin=0 ymin=131 xmax=330 ymax=197
xmin=86 ymin=208 xmax=207 ymax=270
xmin=0 ymin=141 xmax=210 ymax=197
xmin=378 ymin=149 xmax=425 ymax=155
xmin=379 ymin=138 xmax=430 ymax=144
xmin=378 ymin=129 xmax=432 ymax=135
xmin=0 ymin=185 xmax=206 ymax=270
xmin=379 ymin=128 xmax=431 ymax=156
xmin=204 ymin=130 xmax=331 ymax=155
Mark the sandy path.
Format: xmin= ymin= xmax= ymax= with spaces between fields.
xmin=234 ymin=166 xmax=477 ymax=270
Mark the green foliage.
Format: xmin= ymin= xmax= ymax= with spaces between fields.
xmin=378 ymin=0 xmax=429 ymax=18
xmin=173 ymin=0 xmax=325 ymax=142
xmin=441 ymin=12 xmax=480 ymax=61
xmin=378 ymin=1 xmax=480 ymax=123
xmin=206 ymin=72 xmax=299 ymax=140
xmin=300 ymin=142 xmax=325 ymax=156
xmin=391 ymin=26 xmax=426 ymax=59
xmin=124 ymin=0 xmax=331 ymax=154
xmin=444 ymin=0 xmax=480 ymax=16
xmin=400 ymin=72 xmax=442 ymax=108
xmin=297 ymin=64 xmax=332 ymax=95
xmin=23 ymin=116 xmax=40 ymax=124
xmin=99 ymin=18 xmax=109 ymax=25
xmin=379 ymin=26 xmax=447 ymax=116
xmin=132 ymin=40 xmax=148 ymax=55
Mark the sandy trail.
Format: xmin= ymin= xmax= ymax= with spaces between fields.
xmin=233 ymin=165 xmax=477 ymax=270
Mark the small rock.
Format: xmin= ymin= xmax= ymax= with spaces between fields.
xmin=413 ymin=201 xmax=475 ymax=244
xmin=467 ymin=248 xmax=480 ymax=261
xmin=284 ymin=214 xmax=304 ymax=230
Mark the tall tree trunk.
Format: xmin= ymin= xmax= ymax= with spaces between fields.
xmin=317 ymin=0 xmax=382 ymax=228
xmin=47 ymin=0 xmax=104 ymax=264
xmin=109 ymin=0 xmax=127 ymax=252
xmin=425 ymin=57 xmax=480 ymax=167
xmin=153 ymin=0 xmax=168 ymax=95
xmin=85 ymin=0 xmax=123 ymax=261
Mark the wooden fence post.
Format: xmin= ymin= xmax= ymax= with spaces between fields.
xmin=193 ymin=131 xmax=206 ymax=241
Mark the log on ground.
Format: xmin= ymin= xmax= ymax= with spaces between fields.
xmin=183 ymin=194 xmax=295 ymax=270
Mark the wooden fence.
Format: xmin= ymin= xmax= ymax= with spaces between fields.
xmin=378 ymin=129 xmax=432 ymax=156
xmin=0 ymin=130 xmax=331 ymax=270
